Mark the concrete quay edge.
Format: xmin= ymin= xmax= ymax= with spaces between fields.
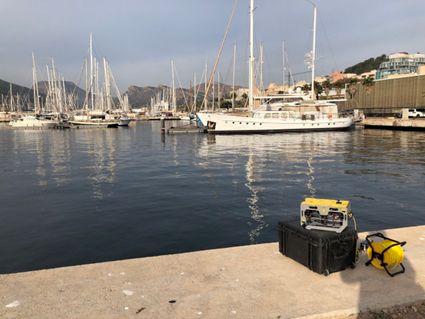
xmin=1 ymin=225 xmax=425 ymax=319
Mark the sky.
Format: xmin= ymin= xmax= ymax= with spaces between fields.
xmin=0 ymin=0 xmax=424 ymax=91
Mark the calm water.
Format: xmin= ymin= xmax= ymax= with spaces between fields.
xmin=1 ymin=122 xmax=425 ymax=273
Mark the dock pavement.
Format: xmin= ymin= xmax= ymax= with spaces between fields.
xmin=1 ymin=225 xmax=424 ymax=318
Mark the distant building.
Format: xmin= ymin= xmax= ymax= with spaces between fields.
xmin=314 ymin=76 xmax=327 ymax=84
xmin=235 ymin=88 xmax=249 ymax=100
xmin=375 ymin=52 xmax=425 ymax=80
xmin=329 ymin=71 xmax=345 ymax=83
xmin=265 ymin=83 xmax=290 ymax=95
xmin=329 ymin=71 xmax=357 ymax=83
xmin=360 ymin=70 xmax=376 ymax=79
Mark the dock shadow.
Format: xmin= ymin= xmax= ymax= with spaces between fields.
xmin=339 ymin=230 xmax=425 ymax=316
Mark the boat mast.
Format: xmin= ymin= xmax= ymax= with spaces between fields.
xmin=204 ymin=62 xmax=208 ymax=110
xmin=62 ymin=77 xmax=67 ymax=113
xmin=103 ymin=58 xmax=111 ymax=111
xmin=193 ymin=72 xmax=196 ymax=112
xmin=171 ymin=60 xmax=177 ymax=113
xmin=84 ymin=59 xmax=88 ymax=111
xmin=282 ymin=40 xmax=285 ymax=88
xmin=9 ymin=83 xmax=13 ymax=112
xmin=95 ymin=58 xmax=100 ymax=110
xmin=232 ymin=43 xmax=236 ymax=111
xmin=89 ymin=33 xmax=94 ymax=110
xmin=248 ymin=0 xmax=255 ymax=110
xmin=217 ymin=71 xmax=220 ymax=109
xmin=311 ymin=4 xmax=317 ymax=100
xmin=259 ymin=43 xmax=264 ymax=95
xmin=212 ymin=73 xmax=215 ymax=110
xmin=46 ymin=65 xmax=53 ymax=112
xmin=32 ymin=52 xmax=40 ymax=114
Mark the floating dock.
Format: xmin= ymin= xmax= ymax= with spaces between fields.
xmin=364 ymin=117 xmax=425 ymax=130
xmin=1 ymin=225 xmax=424 ymax=318
xmin=167 ymin=124 xmax=202 ymax=134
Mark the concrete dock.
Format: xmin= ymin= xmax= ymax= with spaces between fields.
xmin=1 ymin=226 xmax=424 ymax=319
xmin=364 ymin=117 xmax=425 ymax=130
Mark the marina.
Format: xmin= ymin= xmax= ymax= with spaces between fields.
xmin=1 ymin=0 xmax=425 ymax=317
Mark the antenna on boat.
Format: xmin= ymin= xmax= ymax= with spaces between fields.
xmin=232 ymin=43 xmax=237 ymax=111
xmin=311 ymin=4 xmax=317 ymax=101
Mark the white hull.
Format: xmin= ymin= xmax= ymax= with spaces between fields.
xmin=198 ymin=112 xmax=353 ymax=134
xmin=69 ymin=120 xmax=119 ymax=128
xmin=118 ymin=117 xmax=131 ymax=126
xmin=9 ymin=116 xmax=57 ymax=129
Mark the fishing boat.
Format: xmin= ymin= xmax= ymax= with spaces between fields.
xmin=197 ymin=0 xmax=353 ymax=134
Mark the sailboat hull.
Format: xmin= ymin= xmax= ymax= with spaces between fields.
xmin=69 ymin=120 xmax=119 ymax=128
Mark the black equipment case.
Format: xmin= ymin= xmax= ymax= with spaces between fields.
xmin=278 ymin=218 xmax=358 ymax=276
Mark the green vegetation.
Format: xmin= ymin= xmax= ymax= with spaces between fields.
xmin=344 ymin=54 xmax=387 ymax=75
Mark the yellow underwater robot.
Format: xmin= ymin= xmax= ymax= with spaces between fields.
xmin=300 ymin=198 xmax=354 ymax=233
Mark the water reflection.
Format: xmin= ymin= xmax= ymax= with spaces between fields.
xmin=245 ymin=150 xmax=267 ymax=243
xmin=79 ymin=129 xmax=117 ymax=200
xmin=306 ymin=155 xmax=316 ymax=197
xmin=197 ymin=132 xmax=353 ymax=242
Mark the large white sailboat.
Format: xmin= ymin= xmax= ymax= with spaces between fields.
xmin=197 ymin=0 xmax=353 ymax=134
xmin=69 ymin=34 xmax=120 ymax=128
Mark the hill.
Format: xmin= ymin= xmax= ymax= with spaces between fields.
xmin=38 ymin=81 xmax=86 ymax=107
xmin=344 ymin=55 xmax=387 ymax=75
xmin=0 ymin=79 xmax=34 ymax=100
xmin=126 ymin=82 xmax=243 ymax=108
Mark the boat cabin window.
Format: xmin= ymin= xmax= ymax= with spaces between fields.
xmin=264 ymin=113 xmax=272 ymax=119
xmin=272 ymin=113 xmax=279 ymax=119
xmin=280 ymin=113 xmax=288 ymax=119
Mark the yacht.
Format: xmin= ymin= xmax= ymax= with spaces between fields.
xmin=197 ymin=0 xmax=353 ymax=134
xmin=198 ymin=102 xmax=353 ymax=133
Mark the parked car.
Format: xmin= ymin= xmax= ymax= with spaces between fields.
xmin=408 ymin=109 xmax=425 ymax=118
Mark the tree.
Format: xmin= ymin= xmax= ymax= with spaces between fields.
xmin=334 ymin=80 xmax=345 ymax=96
xmin=362 ymin=76 xmax=374 ymax=94
xmin=302 ymin=84 xmax=311 ymax=95
xmin=344 ymin=54 xmax=387 ymax=75
xmin=220 ymin=100 xmax=232 ymax=109
xmin=347 ymin=78 xmax=359 ymax=99
xmin=314 ymin=81 xmax=323 ymax=99
xmin=322 ymin=79 xmax=332 ymax=97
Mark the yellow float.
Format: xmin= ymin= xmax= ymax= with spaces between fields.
xmin=365 ymin=233 xmax=406 ymax=277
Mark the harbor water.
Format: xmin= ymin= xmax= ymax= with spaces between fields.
xmin=1 ymin=122 xmax=425 ymax=273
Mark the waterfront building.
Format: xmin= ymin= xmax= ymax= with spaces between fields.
xmin=329 ymin=71 xmax=357 ymax=84
xmin=375 ymin=52 xmax=425 ymax=80
xmin=360 ymin=70 xmax=376 ymax=80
